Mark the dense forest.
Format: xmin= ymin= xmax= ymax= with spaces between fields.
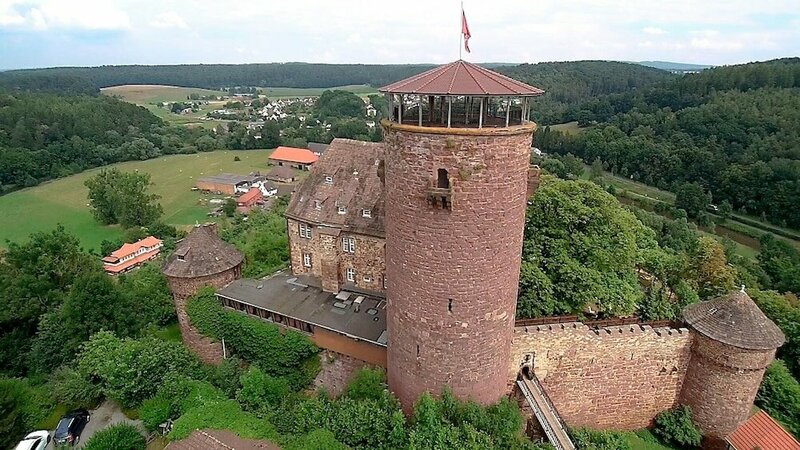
xmin=536 ymin=58 xmax=800 ymax=227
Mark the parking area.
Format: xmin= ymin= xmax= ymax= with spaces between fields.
xmin=45 ymin=401 xmax=145 ymax=449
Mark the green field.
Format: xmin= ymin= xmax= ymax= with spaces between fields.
xmin=549 ymin=121 xmax=585 ymax=135
xmin=621 ymin=430 xmax=677 ymax=450
xmin=0 ymin=149 xmax=277 ymax=252
xmin=259 ymin=84 xmax=378 ymax=98
xmin=101 ymin=84 xmax=225 ymax=103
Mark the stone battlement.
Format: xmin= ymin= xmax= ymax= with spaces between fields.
xmin=510 ymin=321 xmax=693 ymax=430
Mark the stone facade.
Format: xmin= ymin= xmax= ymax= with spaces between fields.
xmin=288 ymin=218 xmax=386 ymax=294
xmin=166 ymin=267 xmax=241 ymax=364
xmin=679 ymin=333 xmax=776 ymax=447
xmin=510 ymin=322 xmax=693 ymax=430
xmin=383 ymin=121 xmax=535 ymax=413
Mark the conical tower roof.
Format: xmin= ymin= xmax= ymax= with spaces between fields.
xmin=162 ymin=224 xmax=244 ymax=278
xmin=683 ymin=290 xmax=785 ymax=350
xmin=379 ymin=60 xmax=545 ymax=96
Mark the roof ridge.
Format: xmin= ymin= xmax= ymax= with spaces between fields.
xmin=415 ymin=61 xmax=458 ymax=94
xmin=462 ymin=61 xmax=488 ymax=94
xmin=470 ymin=62 xmax=528 ymax=95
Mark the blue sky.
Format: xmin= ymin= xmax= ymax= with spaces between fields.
xmin=1 ymin=0 xmax=798 ymax=70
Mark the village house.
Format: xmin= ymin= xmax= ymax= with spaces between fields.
xmin=236 ymin=187 xmax=263 ymax=212
xmin=268 ymin=146 xmax=319 ymax=171
xmin=102 ymin=236 xmax=163 ymax=274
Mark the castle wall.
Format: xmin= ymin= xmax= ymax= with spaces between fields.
xmin=510 ymin=322 xmax=693 ymax=430
xmin=166 ymin=267 xmax=241 ymax=365
xmin=679 ymin=333 xmax=775 ymax=445
xmin=384 ymin=123 xmax=535 ymax=413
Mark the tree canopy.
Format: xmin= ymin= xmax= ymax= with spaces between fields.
xmin=85 ymin=168 xmax=163 ymax=227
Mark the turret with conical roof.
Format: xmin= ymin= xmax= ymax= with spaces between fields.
xmin=679 ymin=289 xmax=785 ymax=448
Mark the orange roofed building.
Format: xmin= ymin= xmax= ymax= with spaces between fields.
xmin=102 ymin=236 xmax=163 ymax=274
xmin=726 ymin=410 xmax=800 ymax=450
xmin=268 ymin=146 xmax=319 ymax=171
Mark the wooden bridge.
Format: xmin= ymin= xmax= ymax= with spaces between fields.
xmin=517 ymin=370 xmax=575 ymax=450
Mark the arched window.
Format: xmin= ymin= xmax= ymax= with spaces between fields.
xmin=437 ymin=168 xmax=449 ymax=188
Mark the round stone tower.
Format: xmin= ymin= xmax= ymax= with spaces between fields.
xmin=379 ymin=60 xmax=544 ymax=413
xmin=679 ymin=290 xmax=784 ymax=448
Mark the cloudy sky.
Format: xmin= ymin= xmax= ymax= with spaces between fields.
xmin=1 ymin=0 xmax=798 ymax=70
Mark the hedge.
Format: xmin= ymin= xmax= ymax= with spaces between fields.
xmin=185 ymin=288 xmax=320 ymax=390
xmin=82 ymin=423 xmax=146 ymax=450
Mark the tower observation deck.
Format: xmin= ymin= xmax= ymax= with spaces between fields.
xmin=380 ymin=61 xmax=545 ymax=413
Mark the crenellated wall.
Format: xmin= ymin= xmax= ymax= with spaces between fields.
xmin=510 ymin=322 xmax=694 ymax=430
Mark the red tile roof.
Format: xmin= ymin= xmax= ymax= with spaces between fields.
xmin=727 ymin=410 xmax=800 ymax=450
xmin=103 ymin=236 xmax=162 ymax=274
xmin=166 ymin=429 xmax=281 ymax=450
xmin=380 ymin=60 xmax=545 ymax=96
xmin=237 ymin=187 xmax=262 ymax=204
xmin=269 ymin=146 xmax=319 ymax=164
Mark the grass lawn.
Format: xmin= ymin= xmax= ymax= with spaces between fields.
xmin=549 ymin=121 xmax=586 ymax=135
xmin=152 ymin=322 xmax=182 ymax=342
xmin=37 ymin=403 xmax=68 ymax=430
xmin=622 ymin=430 xmax=677 ymax=450
xmin=0 ymin=149 xmax=276 ymax=252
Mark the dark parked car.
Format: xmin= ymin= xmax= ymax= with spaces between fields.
xmin=53 ymin=409 xmax=90 ymax=445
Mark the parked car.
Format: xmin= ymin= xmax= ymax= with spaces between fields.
xmin=13 ymin=431 xmax=50 ymax=450
xmin=53 ymin=409 xmax=90 ymax=445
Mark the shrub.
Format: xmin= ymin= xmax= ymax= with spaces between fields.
xmin=285 ymin=428 xmax=349 ymax=450
xmin=169 ymin=399 xmax=279 ymax=441
xmin=210 ymin=356 xmax=245 ymax=398
xmin=237 ymin=366 xmax=290 ymax=413
xmin=139 ymin=375 xmax=226 ymax=432
xmin=82 ymin=423 xmax=146 ymax=450
xmin=48 ymin=366 xmax=102 ymax=408
xmin=345 ymin=367 xmax=387 ymax=402
xmin=186 ymin=289 xmax=319 ymax=390
xmin=756 ymin=360 xmax=800 ymax=437
xmin=0 ymin=377 xmax=54 ymax=448
xmin=653 ymin=405 xmax=702 ymax=448
xmin=572 ymin=428 xmax=632 ymax=450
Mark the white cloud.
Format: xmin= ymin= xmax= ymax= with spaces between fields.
xmin=0 ymin=0 xmax=131 ymax=31
xmin=149 ymin=12 xmax=187 ymax=29
xmin=642 ymin=27 xmax=666 ymax=35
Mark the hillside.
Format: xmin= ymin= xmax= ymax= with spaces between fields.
xmin=539 ymin=58 xmax=800 ymax=228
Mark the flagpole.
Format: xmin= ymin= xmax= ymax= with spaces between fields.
xmin=459 ymin=2 xmax=463 ymax=60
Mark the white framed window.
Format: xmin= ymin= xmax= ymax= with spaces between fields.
xmin=299 ymin=222 xmax=312 ymax=239
xmin=363 ymin=275 xmax=372 ymax=283
xmin=346 ymin=267 xmax=355 ymax=282
xmin=314 ymin=200 xmax=322 ymax=210
xmin=337 ymin=206 xmax=347 ymax=215
xmin=343 ymin=237 xmax=355 ymax=253
xmin=324 ymin=175 xmax=333 ymax=184
xmin=362 ymin=209 xmax=372 ymax=218
xmin=303 ymin=253 xmax=312 ymax=268
xmin=382 ymin=275 xmax=387 ymax=289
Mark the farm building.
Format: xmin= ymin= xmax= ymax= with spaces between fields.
xmin=196 ymin=173 xmax=261 ymax=195
xmin=102 ymin=236 xmax=163 ymax=274
xmin=266 ymin=166 xmax=297 ymax=183
xmin=236 ymin=187 xmax=263 ymax=212
xmin=307 ymin=142 xmax=329 ymax=156
xmin=268 ymin=146 xmax=318 ymax=170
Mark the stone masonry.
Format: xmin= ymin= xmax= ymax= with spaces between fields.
xmin=384 ymin=121 xmax=536 ymax=413
xmin=510 ymin=322 xmax=693 ymax=430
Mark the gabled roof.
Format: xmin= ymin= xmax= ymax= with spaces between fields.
xmin=237 ymin=187 xmax=262 ymax=204
xmin=108 ymin=236 xmax=162 ymax=258
xmin=162 ymin=225 xmax=244 ymax=278
xmin=269 ymin=146 xmax=319 ymax=164
xmin=683 ymin=290 xmax=785 ymax=350
xmin=285 ymin=138 xmax=384 ymax=237
xmin=380 ymin=59 xmax=545 ymax=96
xmin=727 ymin=410 xmax=800 ymax=450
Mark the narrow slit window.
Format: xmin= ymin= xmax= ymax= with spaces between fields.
xmin=448 ymin=299 xmax=453 ymax=313
xmin=437 ymin=168 xmax=449 ymax=188
xmin=416 ymin=344 xmax=420 ymax=358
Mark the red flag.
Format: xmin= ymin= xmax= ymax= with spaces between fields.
xmin=461 ymin=9 xmax=471 ymax=53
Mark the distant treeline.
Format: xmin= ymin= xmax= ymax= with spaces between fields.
xmin=537 ymin=58 xmax=800 ymax=228
xmin=0 ymin=61 xmax=674 ymax=124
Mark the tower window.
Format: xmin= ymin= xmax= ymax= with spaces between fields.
xmin=314 ymin=200 xmax=322 ymax=210
xmin=416 ymin=344 xmax=420 ymax=358
xmin=437 ymin=168 xmax=450 ymax=188
xmin=448 ymin=299 xmax=453 ymax=313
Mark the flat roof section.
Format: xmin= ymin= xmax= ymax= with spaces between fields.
xmin=216 ymin=271 xmax=388 ymax=347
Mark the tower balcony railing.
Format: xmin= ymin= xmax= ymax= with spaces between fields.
xmin=386 ymin=94 xmax=534 ymax=129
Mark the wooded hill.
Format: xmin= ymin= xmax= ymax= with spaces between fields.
xmin=0 ymin=60 xmax=674 ymax=124
xmin=539 ymin=58 xmax=800 ymax=228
